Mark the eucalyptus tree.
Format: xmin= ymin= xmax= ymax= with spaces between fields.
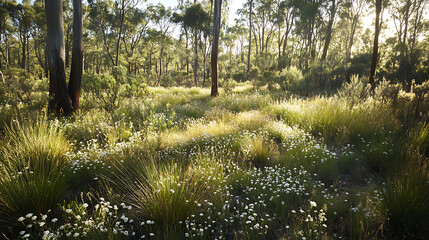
xmin=224 ymin=27 xmax=237 ymax=66
xmin=321 ymin=0 xmax=340 ymax=60
xmin=122 ymin=8 xmax=148 ymax=74
xmin=389 ymin=0 xmax=427 ymax=84
xmin=292 ymin=0 xmax=324 ymax=69
xmin=211 ymin=0 xmax=222 ymax=97
xmin=344 ymin=0 xmax=365 ymax=61
xmin=147 ymin=3 xmax=173 ymax=84
xmin=237 ymin=0 xmax=253 ymax=74
xmin=173 ymin=0 xmax=192 ymax=75
xmin=9 ymin=0 xmax=34 ymax=71
xmin=274 ymin=0 xmax=294 ymax=69
xmin=183 ymin=3 xmax=210 ymax=86
xmin=369 ymin=0 xmax=383 ymax=87
xmin=31 ymin=0 xmax=48 ymax=77
xmin=228 ymin=23 xmax=247 ymax=63
xmin=0 ymin=1 xmax=14 ymax=69
xmin=252 ymin=0 xmax=276 ymax=56
xmin=45 ymin=0 xmax=83 ymax=114
xmin=69 ymin=0 xmax=83 ymax=110
xmin=88 ymin=0 xmax=140 ymax=67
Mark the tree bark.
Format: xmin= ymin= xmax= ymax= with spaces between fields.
xmin=46 ymin=0 xmax=73 ymax=114
xmin=68 ymin=0 xmax=83 ymax=110
xmin=115 ymin=0 xmax=125 ymax=66
xmin=321 ymin=0 xmax=336 ymax=60
xmin=247 ymin=0 xmax=252 ymax=74
xmin=211 ymin=0 xmax=221 ymax=97
xmin=193 ymin=26 xmax=199 ymax=86
xmin=369 ymin=0 xmax=382 ymax=87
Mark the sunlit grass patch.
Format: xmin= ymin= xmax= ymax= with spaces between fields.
xmin=209 ymin=92 xmax=272 ymax=112
xmin=269 ymin=96 xmax=401 ymax=145
xmin=231 ymin=82 xmax=254 ymax=94
xmin=148 ymin=87 xmax=211 ymax=107
xmin=162 ymin=111 xmax=272 ymax=148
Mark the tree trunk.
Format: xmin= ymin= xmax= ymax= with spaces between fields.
xmin=369 ymin=0 xmax=382 ymax=87
xmin=46 ymin=0 xmax=73 ymax=114
xmin=321 ymin=0 xmax=336 ymax=60
xmin=185 ymin=26 xmax=189 ymax=75
xmin=193 ymin=26 xmax=199 ymax=86
xmin=21 ymin=34 xmax=26 ymax=69
xmin=346 ymin=15 xmax=359 ymax=61
xmin=68 ymin=0 xmax=83 ymax=110
xmin=115 ymin=0 xmax=125 ymax=66
xmin=247 ymin=0 xmax=252 ymax=74
xmin=211 ymin=0 xmax=221 ymax=97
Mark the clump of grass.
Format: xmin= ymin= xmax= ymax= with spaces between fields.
xmin=117 ymin=158 xmax=215 ymax=237
xmin=383 ymin=170 xmax=429 ymax=239
xmin=242 ymin=136 xmax=276 ymax=167
xmin=0 ymin=119 xmax=71 ymax=230
xmin=409 ymin=121 xmax=429 ymax=156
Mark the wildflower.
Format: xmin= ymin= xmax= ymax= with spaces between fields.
xmin=18 ymin=217 xmax=25 ymax=222
xmin=170 ymin=189 xmax=175 ymax=194
xmin=65 ymin=209 xmax=72 ymax=214
xmin=82 ymin=203 xmax=89 ymax=208
xmin=19 ymin=231 xmax=26 ymax=235
xmin=310 ymin=201 xmax=317 ymax=207
xmin=51 ymin=218 xmax=58 ymax=223
xmin=25 ymin=213 xmax=33 ymax=218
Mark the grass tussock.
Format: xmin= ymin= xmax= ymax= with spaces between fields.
xmin=0 ymin=119 xmax=71 ymax=230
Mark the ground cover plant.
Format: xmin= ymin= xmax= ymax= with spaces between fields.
xmin=1 ymin=75 xmax=428 ymax=239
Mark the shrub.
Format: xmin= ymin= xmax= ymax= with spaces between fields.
xmin=221 ymin=78 xmax=237 ymax=94
xmin=337 ymin=75 xmax=369 ymax=107
xmin=277 ymin=66 xmax=303 ymax=91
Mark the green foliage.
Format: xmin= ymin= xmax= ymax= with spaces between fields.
xmin=82 ymin=69 xmax=147 ymax=110
xmin=276 ymin=66 xmax=304 ymax=91
xmin=221 ymin=78 xmax=237 ymax=94
xmin=337 ymin=75 xmax=369 ymax=107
